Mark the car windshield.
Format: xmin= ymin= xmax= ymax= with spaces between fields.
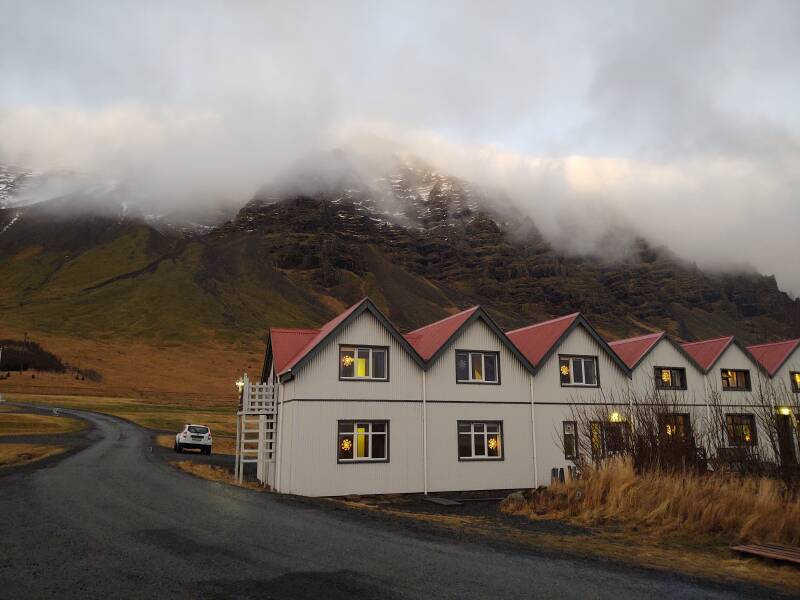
xmin=188 ymin=426 xmax=209 ymax=434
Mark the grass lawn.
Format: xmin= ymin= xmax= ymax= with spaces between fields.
xmin=0 ymin=443 xmax=67 ymax=468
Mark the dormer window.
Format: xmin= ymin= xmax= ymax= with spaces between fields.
xmin=721 ymin=369 xmax=750 ymax=391
xmin=339 ymin=346 xmax=388 ymax=381
xmin=559 ymin=355 xmax=598 ymax=387
xmin=455 ymin=350 xmax=499 ymax=384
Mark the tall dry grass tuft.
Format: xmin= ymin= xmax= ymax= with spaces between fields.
xmin=502 ymin=457 xmax=800 ymax=545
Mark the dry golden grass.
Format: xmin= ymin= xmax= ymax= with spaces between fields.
xmin=502 ymin=457 xmax=800 ymax=546
xmin=0 ymin=328 xmax=263 ymax=400
xmin=0 ymin=410 xmax=87 ymax=436
xmin=171 ymin=460 xmax=267 ymax=491
xmin=0 ymin=443 xmax=67 ymax=468
xmin=7 ymin=393 xmax=237 ymax=438
xmin=155 ymin=433 xmax=235 ymax=455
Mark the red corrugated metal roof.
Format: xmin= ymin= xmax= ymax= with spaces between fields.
xmin=269 ymin=328 xmax=320 ymax=374
xmin=506 ymin=313 xmax=580 ymax=367
xmin=747 ymin=339 xmax=800 ymax=376
xmin=680 ymin=336 xmax=735 ymax=372
xmin=609 ymin=332 xmax=665 ymax=369
xmin=276 ymin=299 xmax=367 ymax=375
xmin=404 ymin=307 xmax=479 ymax=360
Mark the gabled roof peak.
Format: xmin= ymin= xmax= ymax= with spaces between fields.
xmin=747 ymin=339 xmax=800 ymax=376
xmin=680 ymin=336 xmax=736 ymax=372
xmin=609 ymin=332 xmax=665 ymax=370
xmin=506 ymin=312 xmax=581 ymax=335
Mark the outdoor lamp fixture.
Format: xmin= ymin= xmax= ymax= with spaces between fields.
xmin=779 ymin=407 xmax=792 ymax=416
xmin=236 ymin=378 xmax=244 ymax=394
xmin=609 ymin=411 xmax=622 ymax=422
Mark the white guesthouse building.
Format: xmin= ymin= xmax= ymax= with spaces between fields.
xmin=236 ymin=298 xmax=800 ymax=496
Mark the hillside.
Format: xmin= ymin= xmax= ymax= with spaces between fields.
xmin=1 ymin=159 xmax=799 ymax=394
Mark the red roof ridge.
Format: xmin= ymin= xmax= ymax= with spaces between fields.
xmin=506 ymin=312 xmax=581 ymax=335
xmin=609 ymin=331 xmax=665 ymax=346
xmin=406 ymin=306 xmax=479 ymax=336
xmin=403 ymin=306 xmax=480 ymax=360
xmin=747 ymin=338 xmax=800 ymax=349
xmin=682 ymin=335 xmax=734 ymax=348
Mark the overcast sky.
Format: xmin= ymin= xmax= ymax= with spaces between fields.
xmin=1 ymin=1 xmax=799 ymax=294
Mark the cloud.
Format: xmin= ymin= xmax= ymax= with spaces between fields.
xmin=0 ymin=1 xmax=799 ymax=294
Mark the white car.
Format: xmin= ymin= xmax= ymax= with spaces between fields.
xmin=174 ymin=424 xmax=212 ymax=455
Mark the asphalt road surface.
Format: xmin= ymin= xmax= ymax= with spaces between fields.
xmin=0 ymin=407 xmax=781 ymax=599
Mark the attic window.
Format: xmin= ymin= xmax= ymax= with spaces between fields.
xmin=339 ymin=346 xmax=388 ymax=381
xmin=654 ymin=367 xmax=687 ymax=390
xmin=559 ymin=355 xmax=598 ymax=387
xmin=721 ymin=369 xmax=750 ymax=391
xmin=456 ymin=351 xmax=499 ymax=384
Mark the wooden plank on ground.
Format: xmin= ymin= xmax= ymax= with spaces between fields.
xmin=424 ymin=497 xmax=461 ymax=506
xmin=731 ymin=544 xmax=800 ymax=566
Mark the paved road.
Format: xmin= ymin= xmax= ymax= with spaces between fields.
xmin=0 ymin=408 xmax=779 ymax=599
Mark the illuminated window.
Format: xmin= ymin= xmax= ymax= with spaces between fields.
xmin=658 ymin=413 xmax=691 ymax=441
xmin=726 ymin=414 xmax=756 ymax=447
xmin=791 ymin=372 xmax=800 ymax=394
xmin=458 ymin=421 xmax=503 ymax=460
xmin=337 ymin=420 xmax=388 ymax=462
xmin=589 ymin=419 xmax=629 ymax=459
xmin=559 ymin=355 xmax=598 ymax=387
xmin=563 ymin=421 xmax=578 ymax=460
xmin=721 ymin=369 xmax=750 ymax=391
xmin=654 ymin=367 xmax=687 ymax=390
xmin=339 ymin=346 xmax=388 ymax=381
xmin=455 ymin=351 xmax=499 ymax=384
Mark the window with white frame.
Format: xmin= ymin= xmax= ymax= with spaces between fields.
xmin=339 ymin=346 xmax=388 ymax=380
xmin=457 ymin=421 xmax=503 ymax=460
xmin=337 ymin=421 xmax=388 ymax=462
xmin=559 ymin=355 xmax=598 ymax=387
xmin=455 ymin=350 xmax=499 ymax=383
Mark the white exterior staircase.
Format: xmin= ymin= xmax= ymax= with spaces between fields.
xmin=234 ymin=373 xmax=277 ymax=485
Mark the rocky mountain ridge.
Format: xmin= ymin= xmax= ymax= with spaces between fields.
xmin=1 ymin=159 xmax=798 ymax=345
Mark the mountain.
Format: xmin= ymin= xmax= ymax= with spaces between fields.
xmin=1 ymin=157 xmax=799 ymax=362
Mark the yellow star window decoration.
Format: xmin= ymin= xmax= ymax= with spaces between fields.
xmin=340 ymin=438 xmax=352 ymax=452
xmin=342 ymin=355 xmax=354 ymax=367
xmin=488 ymin=437 xmax=498 ymax=450
xmin=560 ymin=365 xmax=570 ymax=376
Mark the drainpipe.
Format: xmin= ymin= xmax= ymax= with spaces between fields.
xmin=274 ymin=373 xmax=284 ymax=493
xmin=422 ymin=370 xmax=428 ymax=495
xmin=529 ymin=375 xmax=538 ymax=488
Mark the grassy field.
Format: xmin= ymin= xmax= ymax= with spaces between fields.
xmin=0 ymin=443 xmax=67 ymax=468
xmin=7 ymin=393 xmax=237 ymax=452
xmin=0 ymin=408 xmax=87 ymax=436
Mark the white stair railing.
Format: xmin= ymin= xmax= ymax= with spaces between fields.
xmin=234 ymin=373 xmax=277 ymax=484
